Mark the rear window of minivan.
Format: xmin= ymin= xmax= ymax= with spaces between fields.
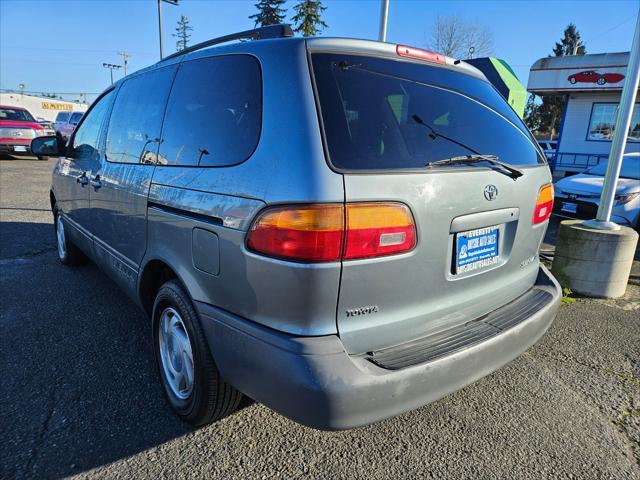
xmin=311 ymin=53 xmax=544 ymax=171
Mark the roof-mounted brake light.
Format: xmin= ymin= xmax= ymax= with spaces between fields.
xmin=396 ymin=45 xmax=445 ymax=64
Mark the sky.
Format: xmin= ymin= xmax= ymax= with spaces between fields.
xmin=0 ymin=0 xmax=638 ymax=103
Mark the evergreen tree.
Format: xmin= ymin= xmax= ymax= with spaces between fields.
xmin=250 ymin=0 xmax=286 ymax=27
xmin=292 ymin=0 xmax=328 ymax=37
xmin=524 ymin=93 xmax=542 ymax=133
xmin=173 ymin=15 xmax=193 ymax=52
xmin=537 ymin=24 xmax=587 ymax=137
xmin=553 ymin=23 xmax=586 ymax=56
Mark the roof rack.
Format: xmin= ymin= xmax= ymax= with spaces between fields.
xmin=162 ymin=24 xmax=294 ymax=62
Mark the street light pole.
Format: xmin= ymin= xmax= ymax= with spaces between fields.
xmin=102 ymin=63 xmax=122 ymax=85
xmin=158 ymin=0 xmax=179 ymax=61
xmin=585 ymin=13 xmax=640 ymax=231
xmin=378 ymin=0 xmax=389 ymax=42
xmin=158 ymin=0 xmax=163 ymax=60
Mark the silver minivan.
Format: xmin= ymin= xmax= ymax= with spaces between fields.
xmin=32 ymin=25 xmax=561 ymax=430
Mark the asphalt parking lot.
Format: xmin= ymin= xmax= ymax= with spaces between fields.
xmin=1 ymin=157 xmax=639 ymax=479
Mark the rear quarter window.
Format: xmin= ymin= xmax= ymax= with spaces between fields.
xmin=105 ymin=66 xmax=176 ymax=164
xmin=157 ymin=54 xmax=262 ymax=167
xmin=311 ymin=53 xmax=544 ymax=171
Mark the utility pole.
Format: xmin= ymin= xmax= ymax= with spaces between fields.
xmin=118 ymin=51 xmax=130 ymax=76
xmin=102 ymin=63 xmax=122 ymax=85
xmin=378 ymin=0 xmax=389 ymax=42
xmin=158 ymin=0 xmax=179 ymax=61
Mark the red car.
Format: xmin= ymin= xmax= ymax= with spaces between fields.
xmin=0 ymin=105 xmax=48 ymax=159
xmin=567 ymin=70 xmax=625 ymax=86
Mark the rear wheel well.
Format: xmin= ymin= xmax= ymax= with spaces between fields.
xmin=139 ymin=260 xmax=178 ymax=317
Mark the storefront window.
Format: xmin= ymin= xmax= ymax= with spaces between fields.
xmin=587 ymin=103 xmax=640 ymax=141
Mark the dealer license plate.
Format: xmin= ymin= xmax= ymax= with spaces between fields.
xmin=13 ymin=146 xmax=27 ymax=152
xmin=455 ymin=225 xmax=500 ymax=274
xmin=561 ymin=202 xmax=577 ymax=214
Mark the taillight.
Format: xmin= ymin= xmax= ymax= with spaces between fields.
xmin=246 ymin=204 xmax=343 ymax=262
xmin=344 ymin=203 xmax=416 ymax=259
xmin=247 ymin=203 xmax=416 ymax=262
xmin=533 ymin=183 xmax=554 ymax=224
xmin=396 ymin=44 xmax=445 ymax=64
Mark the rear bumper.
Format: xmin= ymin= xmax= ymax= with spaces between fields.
xmin=0 ymin=142 xmax=33 ymax=156
xmin=197 ymin=265 xmax=561 ymax=430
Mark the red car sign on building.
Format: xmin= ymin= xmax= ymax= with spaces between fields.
xmin=567 ymin=70 xmax=625 ymax=86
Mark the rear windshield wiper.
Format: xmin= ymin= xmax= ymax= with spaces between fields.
xmin=411 ymin=114 xmax=523 ymax=180
xmin=427 ymin=155 xmax=524 ymax=179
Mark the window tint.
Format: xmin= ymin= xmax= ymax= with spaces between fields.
xmin=158 ymin=55 xmax=261 ymax=167
xmin=55 ymin=112 xmax=70 ymax=122
xmin=70 ymin=112 xmax=83 ymax=124
xmin=312 ymin=53 xmax=544 ymax=170
xmin=106 ymin=67 xmax=175 ymax=164
xmin=0 ymin=108 xmax=35 ymax=122
xmin=71 ymin=90 xmax=114 ymax=161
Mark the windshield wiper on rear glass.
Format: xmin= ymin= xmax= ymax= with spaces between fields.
xmin=411 ymin=113 xmax=524 ymax=180
xmin=427 ymin=155 xmax=524 ymax=179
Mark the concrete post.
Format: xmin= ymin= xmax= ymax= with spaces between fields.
xmin=552 ymin=220 xmax=638 ymax=298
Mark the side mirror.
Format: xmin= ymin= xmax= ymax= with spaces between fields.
xmin=31 ymin=136 xmax=64 ymax=156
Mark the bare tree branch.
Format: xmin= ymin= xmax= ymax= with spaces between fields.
xmin=426 ymin=15 xmax=494 ymax=59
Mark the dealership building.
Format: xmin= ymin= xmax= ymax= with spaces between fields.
xmin=527 ymin=51 xmax=639 ymax=175
xmin=0 ymin=93 xmax=87 ymax=122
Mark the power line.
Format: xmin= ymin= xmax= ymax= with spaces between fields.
xmin=591 ymin=16 xmax=636 ymax=41
xmin=0 ymin=88 xmax=100 ymax=95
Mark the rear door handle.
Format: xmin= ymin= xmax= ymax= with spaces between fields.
xmin=90 ymin=175 xmax=102 ymax=190
xmin=76 ymin=173 xmax=89 ymax=186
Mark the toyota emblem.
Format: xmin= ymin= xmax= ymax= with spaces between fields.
xmin=484 ymin=184 xmax=498 ymax=201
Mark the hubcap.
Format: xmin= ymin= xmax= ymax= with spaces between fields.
xmin=56 ymin=215 xmax=66 ymax=260
xmin=158 ymin=307 xmax=194 ymax=400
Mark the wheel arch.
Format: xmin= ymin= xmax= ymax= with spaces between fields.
xmin=138 ymin=258 xmax=190 ymax=318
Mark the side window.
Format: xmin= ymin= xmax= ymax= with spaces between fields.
xmin=105 ymin=67 xmax=175 ymax=164
xmin=158 ymin=55 xmax=262 ymax=167
xmin=56 ymin=112 xmax=70 ymax=123
xmin=71 ymin=90 xmax=114 ymax=161
xmin=70 ymin=112 xmax=83 ymax=125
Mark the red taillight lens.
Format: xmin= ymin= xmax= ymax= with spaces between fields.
xmin=247 ymin=203 xmax=417 ymax=262
xmin=533 ymin=183 xmax=554 ymax=224
xmin=396 ymin=44 xmax=445 ymax=64
xmin=247 ymin=204 xmax=344 ymax=262
xmin=344 ymin=203 xmax=416 ymax=259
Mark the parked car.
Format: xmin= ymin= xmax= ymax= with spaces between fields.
xmin=567 ymin=70 xmax=625 ymax=86
xmin=37 ymin=118 xmax=56 ymax=136
xmin=33 ymin=25 xmax=561 ymax=430
xmin=553 ymin=153 xmax=640 ymax=228
xmin=537 ymin=139 xmax=557 ymax=162
xmin=0 ymin=105 xmax=48 ymax=158
xmin=54 ymin=111 xmax=83 ymax=140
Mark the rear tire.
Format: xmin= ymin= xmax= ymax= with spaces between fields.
xmin=153 ymin=280 xmax=242 ymax=426
xmin=54 ymin=210 xmax=85 ymax=265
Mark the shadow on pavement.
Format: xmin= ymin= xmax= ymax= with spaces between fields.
xmin=0 ymin=221 xmax=199 ymax=478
